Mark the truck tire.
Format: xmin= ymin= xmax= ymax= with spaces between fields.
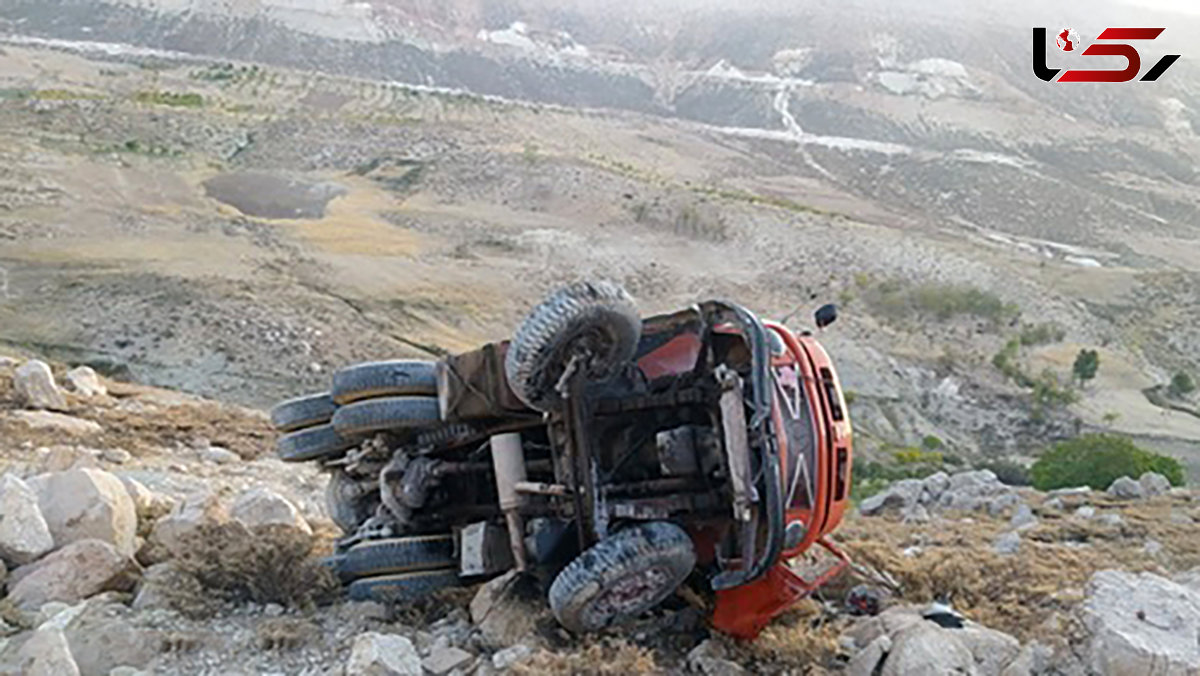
xmin=270 ymin=392 xmax=337 ymax=432
xmin=332 ymin=360 xmax=438 ymax=405
xmin=347 ymin=569 xmax=461 ymax=603
xmin=276 ymin=424 xmax=358 ymax=462
xmin=548 ymin=521 xmax=695 ymax=633
xmin=506 ymin=280 xmax=640 ymax=412
xmin=331 ymin=535 xmax=456 ymax=582
xmin=331 ymin=396 xmax=441 ymax=437
xmin=326 ymin=469 xmax=378 ymax=534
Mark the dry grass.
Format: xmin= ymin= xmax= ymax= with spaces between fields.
xmin=165 ymin=522 xmax=339 ymax=618
xmin=514 ymin=639 xmax=660 ymax=675
xmin=734 ymin=600 xmax=843 ymax=675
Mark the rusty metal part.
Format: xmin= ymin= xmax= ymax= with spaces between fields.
xmin=490 ymin=432 xmax=529 ymax=571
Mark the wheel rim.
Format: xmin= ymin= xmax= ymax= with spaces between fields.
xmin=581 ymin=565 xmax=672 ymax=629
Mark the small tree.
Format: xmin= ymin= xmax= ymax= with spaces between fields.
xmin=1169 ymin=371 xmax=1196 ymax=398
xmin=1073 ymin=349 xmax=1099 ymax=385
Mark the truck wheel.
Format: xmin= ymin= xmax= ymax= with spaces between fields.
xmin=326 ymin=469 xmax=377 ymax=534
xmin=330 ymin=534 xmax=456 ymax=581
xmin=276 ymin=424 xmax=358 ymax=462
xmin=347 ymin=569 xmax=461 ymax=603
xmin=332 ymin=360 xmax=438 ymax=405
xmin=331 ymin=396 xmax=441 ymax=437
xmin=270 ymin=392 xmax=337 ymax=432
xmin=506 ymin=280 xmax=640 ymax=412
xmin=548 ymin=521 xmax=695 ymax=633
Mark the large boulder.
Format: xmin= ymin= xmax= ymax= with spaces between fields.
xmin=1106 ymin=476 xmax=1144 ymax=500
xmin=14 ymin=360 xmax=67 ymax=411
xmin=28 ymin=469 xmax=137 ymax=556
xmin=1138 ymin=472 xmax=1171 ymax=497
xmin=145 ymin=493 xmax=229 ymax=561
xmin=15 ymin=627 xmax=80 ymax=676
xmin=62 ymin=600 xmax=156 ymax=676
xmin=118 ymin=477 xmax=176 ymax=524
xmin=230 ymin=487 xmax=311 ymax=536
xmin=880 ymin=622 xmax=977 ymax=676
xmin=859 ymin=479 xmax=924 ymax=516
xmin=7 ymin=539 xmax=139 ymax=609
xmin=469 ymin=570 xmax=542 ymax=648
xmin=0 ymin=473 xmax=55 ymax=565
xmin=346 ymin=632 xmax=422 ymax=676
xmin=1081 ymin=570 xmax=1200 ymax=674
xmin=846 ymin=606 xmax=1022 ymax=676
xmin=63 ymin=367 xmax=106 ymax=398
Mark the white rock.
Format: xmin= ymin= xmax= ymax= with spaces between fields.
xmin=16 ymin=626 xmax=80 ymax=676
xmin=147 ymin=493 xmax=229 ymax=558
xmin=880 ymin=622 xmax=975 ymax=676
xmin=491 ymin=644 xmax=533 ymax=671
xmin=1000 ymin=641 xmax=1051 ymax=676
xmin=346 ymin=632 xmax=422 ymax=676
xmin=956 ymin=624 xmax=1022 ymax=675
xmin=846 ymin=635 xmax=891 ymax=676
xmin=1144 ymin=539 xmax=1164 ymax=556
xmin=919 ymin=471 xmax=950 ymax=503
xmin=29 ymin=469 xmax=138 ymax=556
xmin=14 ymin=360 xmax=67 ymax=411
xmin=1074 ymin=505 xmax=1096 ymax=520
xmin=7 ymin=539 xmax=138 ymax=609
xmin=6 ymin=411 xmax=102 ymax=436
xmin=1138 ymin=472 xmax=1171 ymax=497
xmin=62 ymin=599 xmax=156 ymax=676
xmin=0 ymin=473 xmax=55 ymax=565
xmin=199 ymin=446 xmax=240 ymax=465
xmin=64 ymin=367 xmax=106 ymax=398
xmin=131 ymin=562 xmax=185 ymax=610
xmin=1042 ymin=497 xmax=1064 ymax=510
xmin=686 ymin=639 xmax=746 ymax=676
xmin=1048 ymin=486 xmax=1091 ymax=498
xmin=860 ymin=479 xmax=924 ymax=516
xmin=470 ymin=570 xmax=539 ymax=648
xmin=901 ymin=503 xmax=930 ymax=524
xmin=422 ymin=646 xmax=475 ymax=676
xmin=100 ymin=448 xmax=131 ymax=465
xmin=1096 ymin=513 xmax=1124 ymax=527
xmin=1010 ymin=503 xmax=1037 ymax=530
xmin=1107 ymin=476 xmax=1144 ymax=500
xmin=230 ymin=487 xmax=311 ymax=536
xmin=986 ymin=493 xmax=1020 ymax=517
xmin=1081 ymin=570 xmax=1200 ymax=674
xmin=993 ymin=531 xmax=1021 ymax=556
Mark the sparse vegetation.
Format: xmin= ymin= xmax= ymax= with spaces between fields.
xmin=864 ymin=279 xmax=1019 ymax=325
xmin=976 ymin=458 xmax=1032 ymax=486
xmin=1072 ymin=349 xmax=1099 ymax=385
xmin=133 ymin=91 xmax=205 ymax=108
xmin=190 ymin=63 xmax=263 ymax=83
xmin=1030 ymin=434 xmax=1185 ymax=491
xmin=1019 ymin=322 xmax=1065 ymax=346
xmin=1169 ymin=371 xmax=1196 ymax=398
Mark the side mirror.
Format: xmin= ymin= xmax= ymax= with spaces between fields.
xmin=815 ymin=304 xmax=838 ymax=329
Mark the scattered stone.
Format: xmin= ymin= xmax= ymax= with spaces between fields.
xmin=686 ymin=639 xmax=746 ymax=676
xmin=1138 ymin=472 xmax=1170 ymax=497
xmin=1042 ymin=497 xmax=1064 ymax=511
xmin=845 ymin=635 xmax=890 ymax=676
xmin=33 ymin=445 xmax=99 ymax=473
xmin=955 ymin=624 xmax=1022 ymax=674
xmin=491 ymin=644 xmax=533 ymax=671
xmin=1010 ymin=503 xmax=1037 ymax=530
xmin=1048 ymin=486 xmax=1091 ymax=498
xmin=880 ymin=622 xmax=975 ymax=676
xmin=230 ymin=487 xmax=312 ymax=536
xmin=844 ymin=606 xmax=924 ymax=649
xmin=64 ymin=367 xmax=106 ymax=398
xmin=1095 ymin=513 xmax=1124 ymax=528
xmin=1074 ymin=505 xmax=1096 ymax=520
xmin=1144 ymin=539 xmax=1163 ymax=557
xmin=0 ymin=473 xmax=55 ymax=565
xmin=14 ymin=360 xmax=68 ymax=411
xmin=28 ymin=469 xmax=138 ymax=556
xmin=7 ymin=539 xmax=138 ymax=609
xmin=36 ymin=601 xmax=83 ymax=630
xmin=346 ymin=632 xmax=422 ymax=676
xmin=1080 ymin=570 xmax=1200 ymax=674
xmin=901 ymin=502 xmax=929 ymax=524
xmin=423 ymin=646 xmax=474 ymax=676
xmin=16 ymin=626 xmax=80 ymax=676
xmin=146 ymin=493 xmax=229 ymax=561
xmin=470 ymin=570 xmax=540 ymax=648
xmin=993 ymin=531 xmax=1021 ymax=556
xmin=986 ymin=493 xmax=1020 ymax=517
xmin=859 ymin=479 xmax=924 ymax=516
xmin=1107 ymin=476 xmax=1144 ymax=500
xmin=6 ymin=411 xmax=102 ymax=436
xmin=100 ymin=448 xmax=131 ymax=465
xmin=199 ymin=446 xmax=240 ymax=465
xmin=919 ymin=471 xmax=950 ymax=504
xmin=131 ymin=562 xmax=187 ymax=610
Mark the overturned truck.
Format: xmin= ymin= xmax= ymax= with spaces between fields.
xmin=272 ymin=281 xmax=854 ymax=638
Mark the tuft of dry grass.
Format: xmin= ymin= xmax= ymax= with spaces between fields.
xmin=165 ymin=522 xmax=339 ymax=618
xmin=513 ymin=639 xmax=660 ymax=675
xmin=734 ymin=600 xmax=843 ymax=675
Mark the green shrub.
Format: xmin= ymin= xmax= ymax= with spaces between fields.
xmin=977 ymin=459 xmax=1031 ymax=486
xmin=1031 ymin=434 xmax=1185 ymax=490
xmin=1019 ymin=322 xmax=1065 ymax=346
xmin=1170 ymin=372 xmax=1196 ymax=398
xmin=865 ymin=280 xmax=1018 ymax=325
xmin=921 ymin=435 xmax=944 ymax=451
xmin=133 ymin=91 xmax=205 ymax=108
xmin=1072 ymin=349 xmax=1099 ymax=384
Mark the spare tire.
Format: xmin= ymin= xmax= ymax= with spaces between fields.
xmin=505 ymin=280 xmax=640 ymax=412
xmin=331 ymin=396 xmax=441 ymax=437
xmin=548 ymin=521 xmax=695 ymax=633
xmin=332 ymin=360 xmax=438 ymax=405
xmin=347 ymin=569 xmax=461 ymax=603
xmin=276 ymin=424 xmax=358 ymax=463
xmin=330 ymin=535 xmax=456 ymax=582
xmin=270 ymin=392 xmax=337 ymax=432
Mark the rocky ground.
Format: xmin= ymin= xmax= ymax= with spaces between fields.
xmin=2 ymin=355 xmax=1199 ymax=675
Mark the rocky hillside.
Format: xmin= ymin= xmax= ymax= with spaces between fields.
xmin=2 ymin=354 xmax=1199 ymax=674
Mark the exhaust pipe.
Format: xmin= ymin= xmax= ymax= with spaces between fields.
xmin=489 ymin=432 xmax=529 ymax=571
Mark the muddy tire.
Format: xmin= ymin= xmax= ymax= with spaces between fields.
xmin=270 ymin=392 xmax=337 ymax=432
xmin=325 ymin=469 xmax=378 ymax=534
xmin=505 ymin=280 xmax=640 ymax=412
xmin=548 ymin=521 xmax=695 ymax=633
xmin=347 ymin=569 xmax=461 ymax=603
xmin=276 ymin=424 xmax=358 ymax=462
xmin=331 ymin=396 xmax=441 ymax=437
xmin=331 ymin=534 xmax=456 ymax=582
xmin=332 ymin=360 xmax=439 ymax=405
